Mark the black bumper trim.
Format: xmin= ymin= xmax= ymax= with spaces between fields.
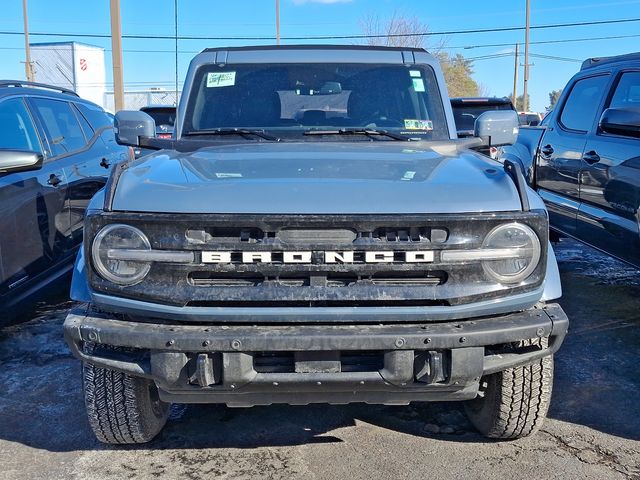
xmin=64 ymin=304 xmax=568 ymax=404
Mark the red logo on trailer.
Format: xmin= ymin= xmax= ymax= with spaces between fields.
xmin=79 ymin=58 xmax=88 ymax=71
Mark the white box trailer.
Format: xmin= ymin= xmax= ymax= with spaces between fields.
xmin=30 ymin=41 xmax=106 ymax=107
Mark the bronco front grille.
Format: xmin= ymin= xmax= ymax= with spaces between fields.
xmin=85 ymin=212 xmax=548 ymax=310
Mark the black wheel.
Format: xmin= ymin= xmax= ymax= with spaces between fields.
xmin=464 ymin=338 xmax=553 ymax=440
xmin=83 ymin=356 xmax=170 ymax=444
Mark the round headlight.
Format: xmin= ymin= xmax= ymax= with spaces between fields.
xmin=91 ymin=224 xmax=151 ymax=285
xmin=482 ymin=223 xmax=541 ymax=284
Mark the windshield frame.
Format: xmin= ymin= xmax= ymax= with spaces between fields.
xmin=181 ymin=62 xmax=450 ymax=142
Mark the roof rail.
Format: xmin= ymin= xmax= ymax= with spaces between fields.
xmin=581 ymin=52 xmax=640 ymax=71
xmin=0 ymin=80 xmax=79 ymax=97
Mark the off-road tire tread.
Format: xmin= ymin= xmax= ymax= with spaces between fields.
xmin=82 ymin=347 xmax=170 ymax=444
xmin=465 ymin=338 xmax=553 ymax=440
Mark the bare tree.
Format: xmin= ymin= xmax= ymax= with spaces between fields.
xmin=360 ymin=12 xmax=445 ymax=52
xmin=477 ymin=83 xmax=491 ymax=97
xmin=359 ymin=12 xmax=478 ymax=97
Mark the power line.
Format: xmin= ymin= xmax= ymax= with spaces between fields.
xmin=468 ymin=52 xmax=581 ymax=63
xmin=452 ymin=32 xmax=640 ymax=50
xmin=3 ymin=31 xmax=639 ymax=55
xmin=0 ymin=17 xmax=638 ymax=41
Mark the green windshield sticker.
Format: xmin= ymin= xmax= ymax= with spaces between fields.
xmin=404 ymin=119 xmax=433 ymax=131
xmin=409 ymin=70 xmax=422 ymax=78
xmin=412 ymin=78 xmax=425 ymax=92
xmin=207 ymin=72 xmax=236 ymax=88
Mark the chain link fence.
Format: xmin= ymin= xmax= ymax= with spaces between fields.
xmin=104 ymin=90 xmax=181 ymax=113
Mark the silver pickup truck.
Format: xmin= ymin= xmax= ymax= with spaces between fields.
xmin=63 ymin=45 xmax=568 ymax=444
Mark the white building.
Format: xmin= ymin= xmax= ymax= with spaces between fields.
xmin=30 ymin=41 xmax=107 ymax=107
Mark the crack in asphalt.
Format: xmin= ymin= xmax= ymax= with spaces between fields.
xmin=541 ymin=429 xmax=640 ymax=479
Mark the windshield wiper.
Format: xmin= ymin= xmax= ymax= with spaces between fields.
xmin=183 ymin=128 xmax=280 ymax=141
xmin=303 ymin=128 xmax=411 ymax=141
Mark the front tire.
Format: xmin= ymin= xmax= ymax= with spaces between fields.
xmin=83 ymin=360 xmax=170 ymax=444
xmin=464 ymin=338 xmax=553 ymax=439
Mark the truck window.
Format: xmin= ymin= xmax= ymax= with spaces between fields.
xmin=184 ymin=63 xmax=449 ymax=140
xmin=609 ymin=71 xmax=640 ymax=109
xmin=453 ymin=103 xmax=513 ymax=131
xmin=559 ymin=75 xmax=609 ymax=132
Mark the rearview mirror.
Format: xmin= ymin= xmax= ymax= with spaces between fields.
xmin=474 ymin=110 xmax=519 ymax=147
xmin=599 ymin=108 xmax=640 ymax=138
xmin=0 ymin=150 xmax=43 ymax=174
xmin=114 ymin=111 xmax=156 ymax=147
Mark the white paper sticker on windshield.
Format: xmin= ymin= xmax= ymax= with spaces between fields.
xmin=215 ymin=172 xmax=242 ymax=178
xmin=207 ymin=72 xmax=236 ymax=88
xmin=412 ymin=78 xmax=425 ymax=92
xmin=404 ymin=119 xmax=433 ymax=131
xmin=409 ymin=70 xmax=422 ymax=78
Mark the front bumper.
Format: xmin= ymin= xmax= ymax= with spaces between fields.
xmin=64 ymin=303 xmax=568 ymax=406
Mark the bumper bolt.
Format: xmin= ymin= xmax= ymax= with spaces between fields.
xmin=395 ymin=337 xmax=406 ymax=348
xmin=424 ymin=337 xmax=432 ymax=344
xmin=536 ymin=327 xmax=545 ymax=337
xmin=459 ymin=336 xmax=467 ymax=343
xmin=166 ymin=339 xmax=175 ymax=347
xmin=202 ymin=340 xmax=210 ymax=347
xmin=231 ymin=339 xmax=242 ymax=350
xmin=88 ymin=331 xmax=98 ymax=342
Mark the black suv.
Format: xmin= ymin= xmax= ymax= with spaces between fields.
xmin=0 ymin=81 xmax=130 ymax=315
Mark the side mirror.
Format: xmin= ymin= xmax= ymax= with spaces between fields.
xmin=474 ymin=110 xmax=519 ymax=147
xmin=0 ymin=150 xmax=43 ymax=174
xmin=599 ymin=108 xmax=640 ymax=138
xmin=114 ymin=111 xmax=156 ymax=147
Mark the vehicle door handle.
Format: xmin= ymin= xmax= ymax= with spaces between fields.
xmin=47 ymin=174 xmax=62 ymax=187
xmin=540 ymin=145 xmax=554 ymax=157
xmin=582 ymin=150 xmax=601 ymax=165
xmin=100 ymin=158 xmax=111 ymax=169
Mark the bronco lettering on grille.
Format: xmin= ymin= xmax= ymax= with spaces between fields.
xmin=201 ymin=251 xmax=435 ymax=264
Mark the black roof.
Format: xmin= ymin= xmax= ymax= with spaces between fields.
xmin=581 ymin=52 xmax=640 ymax=70
xmin=202 ymin=44 xmax=428 ymax=54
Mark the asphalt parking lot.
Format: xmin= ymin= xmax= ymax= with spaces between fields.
xmin=0 ymin=238 xmax=638 ymax=480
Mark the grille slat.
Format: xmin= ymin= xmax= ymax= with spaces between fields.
xmin=188 ymin=271 xmax=446 ymax=288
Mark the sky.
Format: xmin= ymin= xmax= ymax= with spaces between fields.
xmin=1 ymin=0 xmax=640 ymax=112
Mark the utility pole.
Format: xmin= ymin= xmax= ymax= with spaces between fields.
xmin=512 ymin=43 xmax=519 ymax=106
xmin=275 ymin=0 xmax=281 ymax=45
xmin=22 ymin=0 xmax=34 ymax=82
xmin=523 ymin=0 xmax=531 ymax=112
xmin=174 ymin=0 xmax=179 ymax=112
xmin=109 ymin=0 xmax=125 ymax=112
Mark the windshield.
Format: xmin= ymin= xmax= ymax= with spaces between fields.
xmin=183 ymin=63 xmax=449 ymax=140
xmin=519 ymin=113 xmax=540 ymax=125
xmin=452 ymin=103 xmax=513 ymax=132
xmin=141 ymin=107 xmax=176 ymax=127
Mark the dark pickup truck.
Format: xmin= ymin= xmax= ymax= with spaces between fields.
xmin=500 ymin=52 xmax=640 ymax=267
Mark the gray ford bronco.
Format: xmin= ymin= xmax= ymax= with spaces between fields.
xmin=63 ymin=45 xmax=568 ymax=444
